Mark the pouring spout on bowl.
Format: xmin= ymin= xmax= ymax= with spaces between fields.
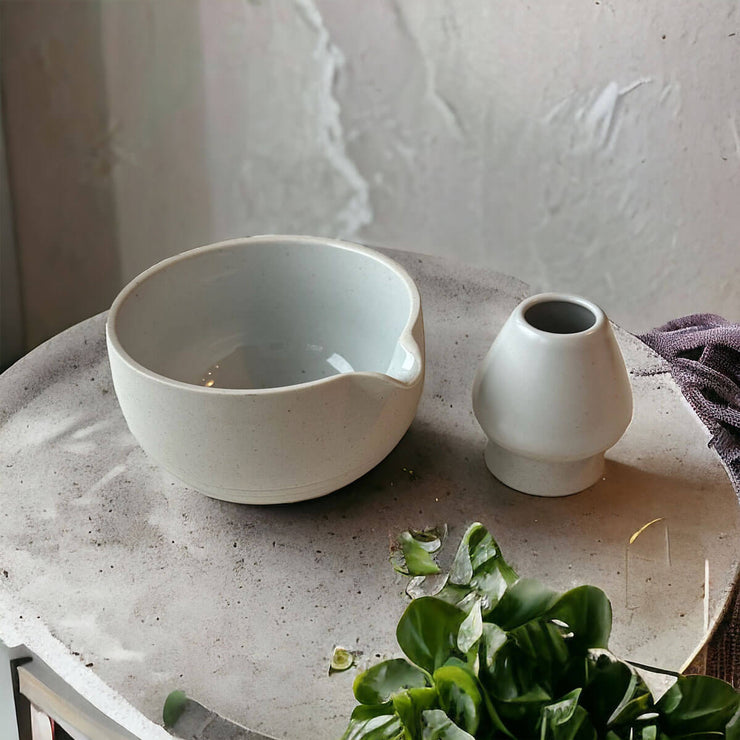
xmin=385 ymin=333 xmax=424 ymax=386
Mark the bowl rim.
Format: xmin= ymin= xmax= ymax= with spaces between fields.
xmin=105 ymin=234 xmax=424 ymax=394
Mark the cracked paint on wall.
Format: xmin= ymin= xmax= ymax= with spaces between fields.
xmin=293 ymin=0 xmax=373 ymax=238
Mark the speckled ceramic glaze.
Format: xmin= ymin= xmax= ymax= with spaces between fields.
xmin=472 ymin=293 xmax=633 ymax=496
xmin=106 ymin=235 xmax=425 ymax=504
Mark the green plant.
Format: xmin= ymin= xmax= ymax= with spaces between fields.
xmin=342 ymin=523 xmax=739 ymax=739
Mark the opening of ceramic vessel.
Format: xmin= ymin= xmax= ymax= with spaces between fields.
xmin=524 ymin=299 xmax=597 ymax=335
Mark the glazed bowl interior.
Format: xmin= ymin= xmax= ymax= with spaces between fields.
xmin=110 ymin=238 xmax=417 ymax=390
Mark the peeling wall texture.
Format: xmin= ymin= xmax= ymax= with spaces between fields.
xmin=1 ymin=0 xmax=739 ymax=346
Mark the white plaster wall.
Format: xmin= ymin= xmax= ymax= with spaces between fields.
xmin=3 ymin=0 xmax=740 ymax=345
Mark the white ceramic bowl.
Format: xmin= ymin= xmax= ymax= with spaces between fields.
xmin=106 ymin=236 xmax=425 ymax=504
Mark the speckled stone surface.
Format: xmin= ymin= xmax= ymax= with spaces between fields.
xmin=0 ymin=250 xmax=738 ymax=739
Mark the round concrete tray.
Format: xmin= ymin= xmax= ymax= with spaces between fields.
xmin=0 ymin=250 xmax=737 ymax=739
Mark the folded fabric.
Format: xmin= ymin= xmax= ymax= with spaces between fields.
xmin=639 ymin=314 xmax=740 ymax=688
xmin=638 ymin=313 xmax=740 ymax=498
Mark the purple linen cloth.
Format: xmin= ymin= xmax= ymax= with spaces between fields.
xmin=638 ymin=313 xmax=740 ymax=497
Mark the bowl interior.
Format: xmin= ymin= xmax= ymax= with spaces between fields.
xmin=111 ymin=239 xmax=416 ymax=389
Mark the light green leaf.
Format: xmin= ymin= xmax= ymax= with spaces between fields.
xmin=393 ymin=687 xmax=439 ymax=737
xmin=354 ymin=658 xmax=431 ymax=705
xmin=341 ymin=712 xmax=405 ymax=740
xmin=540 ymin=689 xmax=597 ymax=740
xmin=457 ymin=599 xmax=483 ymax=654
xmin=448 ymin=524 xmax=518 ymax=611
xmin=427 ymin=581 xmax=470 ymax=607
xmin=478 ymin=622 xmax=508 ymax=673
xmin=636 ymin=727 xmax=657 ymax=740
xmin=541 ymin=688 xmax=581 ymax=724
xmin=421 ymin=709 xmax=476 ymax=739
xmin=448 ymin=524 xmax=484 ymax=585
xmin=394 ymin=530 xmax=442 ymax=576
xmin=471 ymin=568 xmax=515 ymax=614
xmin=397 ymin=597 xmax=466 ymax=674
xmin=433 ymin=665 xmax=484 ymax=734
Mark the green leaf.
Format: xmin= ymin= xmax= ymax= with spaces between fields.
xmin=433 ymin=665 xmax=484 ymax=734
xmin=449 ymin=524 xmax=507 ymax=583
xmin=395 ymin=530 xmax=442 ymax=576
xmin=547 ymin=586 xmax=612 ymax=650
xmin=540 ymin=691 xmax=577 ymax=738
xmin=478 ymin=622 xmax=508 ymax=674
xmin=397 ymin=597 xmax=466 ymax=674
xmin=420 ymin=709 xmax=476 ymax=739
xmin=350 ymin=703 xmax=395 ymax=720
xmin=480 ymin=683 xmax=517 ymax=739
xmin=471 ymin=567 xmax=517 ymax=615
xmin=162 ymin=689 xmax=187 ymax=727
xmin=482 ymin=639 xmax=552 ymax=704
xmin=393 ymin=687 xmax=439 ymax=738
xmin=457 ymin=599 xmax=483 ymax=654
xmin=510 ymin=619 xmax=569 ymax=667
xmin=579 ymin=651 xmax=653 ymax=731
xmin=607 ymin=678 xmax=653 ymax=728
xmin=341 ymin=524 xmax=740 ymax=740
xmin=446 ymin=524 xmax=518 ymax=613
xmin=448 ymin=524 xmax=486 ymax=585
xmin=656 ymin=675 xmax=740 ymax=736
xmin=504 ymin=620 xmax=570 ymax=700
xmin=341 ymin=712 xmax=405 ymax=740
xmin=441 ymin=656 xmax=472 ymax=671
xmin=430 ymin=582 xmax=472 ymax=609
xmin=633 ymin=726 xmax=658 ymax=740
xmin=486 ymin=578 xmax=560 ymax=631
xmin=727 ymin=703 xmax=740 ymax=740
xmin=539 ymin=689 xmax=597 ymax=740
xmin=354 ymin=658 xmax=431 ymax=705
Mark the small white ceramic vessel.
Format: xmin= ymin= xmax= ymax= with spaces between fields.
xmin=106 ymin=235 xmax=424 ymax=504
xmin=472 ymin=293 xmax=632 ymax=497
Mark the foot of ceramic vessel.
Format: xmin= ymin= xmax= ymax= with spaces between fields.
xmin=483 ymin=441 xmax=605 ymax=497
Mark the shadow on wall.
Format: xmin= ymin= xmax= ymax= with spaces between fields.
xmin=0 ymin=1 xmax=212 ymax=357
xmin=0 ymin=71 xmax=23 ymax=372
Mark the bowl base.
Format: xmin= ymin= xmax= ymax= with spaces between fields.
xmin=166 ymin=458 xmax=381 ymax=505
xmin=483 ymin=441 xmax=604 ymax=497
